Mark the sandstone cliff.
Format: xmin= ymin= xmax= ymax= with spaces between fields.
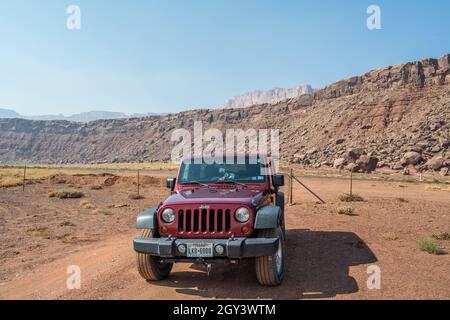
xmin=224 ymin=85 xmax=313 ymax=109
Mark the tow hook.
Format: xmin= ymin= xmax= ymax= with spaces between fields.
xmin=206 ymin=263 xmax=212 ymax=276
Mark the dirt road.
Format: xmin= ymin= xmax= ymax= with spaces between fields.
xmin=0 ymin=174 xmax=449 ymax=299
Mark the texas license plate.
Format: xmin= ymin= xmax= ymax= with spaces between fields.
xmin=187 ymin=243 xmax=213 ymax=258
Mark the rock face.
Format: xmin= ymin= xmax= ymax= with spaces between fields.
xmin=0 ymin=54 xmax=449 ymax=172
xmin=401 ymin=152 xmax=422 ymax=166
xmin=224 ymin=85 xmax=313 ymax=109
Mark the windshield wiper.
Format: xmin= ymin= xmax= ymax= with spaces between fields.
xmin=180 ymin=181 xmax=209 ymax=187
xmin=212 ymin=180 xmax=248 ymax=188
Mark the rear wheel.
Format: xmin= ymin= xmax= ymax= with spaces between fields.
xmin=136 ymin=229 xmax=173 ymax=281
xmin=255 ymin=226 xmax=285 ymax=286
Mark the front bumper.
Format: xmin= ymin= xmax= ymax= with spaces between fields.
xmin=133 ymin=236 xmax=279 ymax=259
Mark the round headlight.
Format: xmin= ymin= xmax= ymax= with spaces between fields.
xmin=235 ymin=207 xmax=250 ymax=223
xmin=161 ymin=208 xmax=175 ymax=223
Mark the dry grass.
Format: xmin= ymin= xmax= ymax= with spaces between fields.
xmin=27 ymin=227 xmax=51 ymax=237
xmin=48 ymin=189 xmax=84 ymax=199
xmin=419 ymin=239 xmax=445 ymax=255
xmin=0 ymin=162 xmax=176 ymax=188
xmin=382 ymin=232 xmax=399 ymax=241
xmin=339 ymin=193 xmax=364 ymax=202
xmin=49 ymin=162 xmax=177 ymax=171
xmin=0 ymin=176 xmax=23 ymax=187
xmin=336 ymin=206 xmax=355 ymax=216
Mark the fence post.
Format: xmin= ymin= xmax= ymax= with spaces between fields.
xmin=350 ymin=170 xmax=353 ymax=197
xmin=289 ymin=168 xmax=293 ymax=205
xmin=137 ymin=169 xmax=140 ymax=196
xmin=23 ymin=165 xmax=27 ymax=192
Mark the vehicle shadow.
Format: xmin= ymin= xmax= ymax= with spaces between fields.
xmin=149 ymin=229 xmax=377 ymax=299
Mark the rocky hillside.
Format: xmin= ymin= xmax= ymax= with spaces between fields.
xmin=224 ymin=84 xmax=313 ymax=109
xmin=0 ymin=54 xmax=449 ymax=174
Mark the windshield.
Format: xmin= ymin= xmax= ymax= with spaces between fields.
xmin=178 ymin=157 xmax=267 ymax=185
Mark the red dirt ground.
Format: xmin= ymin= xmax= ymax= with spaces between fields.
xmin=0 ymin=173 xmax=449 ymax=300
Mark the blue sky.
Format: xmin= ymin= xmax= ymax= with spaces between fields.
xmin=0 ymin=0 xmax=449 ymax=115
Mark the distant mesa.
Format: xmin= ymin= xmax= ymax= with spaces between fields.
xmin=224 ymin=84 xmax=313 ymax=109
xmin=0 ymin=109 xmax=161 ymax=122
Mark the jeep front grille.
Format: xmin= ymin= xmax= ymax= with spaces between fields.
xmin=178 ymin=208 xmax=232 ymax=235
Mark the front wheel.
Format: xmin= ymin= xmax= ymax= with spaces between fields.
xmin=255 ymin=226 xmax=285 ymax=286
xmin=136 ymin=229 xmax=173 ymax=281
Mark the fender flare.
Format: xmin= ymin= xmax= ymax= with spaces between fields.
xmin=254 ymin=205 xmax=282 ymax=230
xmin=136 ymin=207 xmax=158 ymax=230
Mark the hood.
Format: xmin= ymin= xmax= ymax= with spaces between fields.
xmin=163 ymin=187 xmax=265 ymax=206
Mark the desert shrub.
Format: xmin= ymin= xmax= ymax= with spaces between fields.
xmin=128 ymin=193 xmax=144 ymax=200
xmin=27 ymin=227 xmax=51 ymax=237
xmin=419 ymin=239 xmax=445 ymax=255
xmin=90 ymin=185 xmax=103 ymax=190
xmin=432 ymin=232 xmax=450 ymax=241
xmin=396 ymin=197 xmax=409 ymax=203
xmin=382 ymin=232 xmax=399 ymax=241
xmin=336 ymin=206 xmax=355 ymax=216
xmin=48 ymin=189 xmax=84 ymax=199
xmin=339 ymin=193 xmax=364 ymax=202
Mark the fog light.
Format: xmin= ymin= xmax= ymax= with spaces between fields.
xmin=215 ymin=245 xmax=225 ymax=255
xmin=178 ymin=244 xmax=186 ymax=254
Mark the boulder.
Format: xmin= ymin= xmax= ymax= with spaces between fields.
xmin=321 ymin=161 xmax=332 ymax=167
xmin=333 ymin=158 xmax=347 ymax=169
xmin=440 ymin=167 xmax=449 ymax=176
xmin=293 ymin=153 xmax=306 ymax=161
xmin=335 ymin=138 xmax=345 ymax=145
xmin=400 ymin=151 xmax=422 ymax=165
xmin=392 ymin=162 xmax=404 ymax=170
xmin=425 ymin=157 xmax=444 ymax=171
xmin=439 ymin=137 xmax=450 ymax=149
xmin=356 ymin=155 xmax=379 ymax=173
xmin=431 ymin=145 xmax=442 ymax=153
xmin=346 ymin=148 xmax=366 ymax=162
xmin=346 ymin=163 xmax=358 ymax=172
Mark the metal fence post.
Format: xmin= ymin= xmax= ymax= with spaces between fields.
xmin=289 ymin=168 xmax=293 ymax=205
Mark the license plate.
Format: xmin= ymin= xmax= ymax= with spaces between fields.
xmin=187 ymin=243 xmax=213 ymax=258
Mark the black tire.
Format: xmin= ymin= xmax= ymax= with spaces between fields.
xmin=136 ymin=229 xmax=173 ymax=281
xmin=255 ymin=226 xmax=285 ymax=286
xmin=276 ymin=192 xmax=286 ymax=238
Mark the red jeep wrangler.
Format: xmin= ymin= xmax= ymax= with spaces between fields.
xmin=133 ymin=155 xmax=285 ymax=286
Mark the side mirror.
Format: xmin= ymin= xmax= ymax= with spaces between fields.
xmin=272 ymin=174 xmax=285 ymax=187
xmin=166 ymin=178 xmax=176 ymax=191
